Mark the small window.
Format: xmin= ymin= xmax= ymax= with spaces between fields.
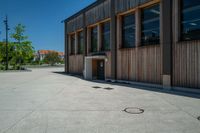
xmin=141 ymin=4 xmax=160 ymax=46
xmin=70 ymin=34 xmax=75 ymax=55
xmin=181 ymin=0 xmax=200 ymax=41
xmin=91 ymin=26 xmax=98 ymax=52
xmin=77 ymin=31 xmax=84 ymax=54
xmin=122 ymin=13 xmax=135 ymax=48
xmin=102 ymin=22 xmax=110 ymax=51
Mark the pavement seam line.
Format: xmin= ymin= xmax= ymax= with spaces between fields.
xmin=3 ymin=110 xmax=35 ymax=133
xmin=3 ymin=86 xmax=65 ymax=133
xmin=159 ymin=94 xmax=199 ymax=122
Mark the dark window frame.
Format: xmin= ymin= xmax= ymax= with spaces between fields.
xmin=91 ymin=26 xmax=98 ymax=53
xmin=70 ymin=34 xmax=76 ymax=55
xmin=77 ymin=31 xmax=84 ymax=54
xmin=101 ymin=21 xmax=111 ymax=51
xmin=121 ymin=13 xmax=136 ymax=49
xmin=180 ymin=0 xmax=200 ymax=41
xmin=141 ymin=3 xmax=160 ymax=46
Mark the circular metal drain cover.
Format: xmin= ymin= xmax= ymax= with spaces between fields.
xmin=123 ymin=107 xmax=144 ymax=114
xmin=197 ymin=116 xmax=200 ymax=121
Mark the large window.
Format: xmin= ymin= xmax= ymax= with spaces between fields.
xmin=141 ymin=4 xmax=160 ymax=46
xmin=70 ymin=34 xmax=75 ymax=55
xmin=181 ymin=0 xmax=200 ymax=41
xmin=122 ymin=13 xmax=135 ymax=48
xmin=78 ymin=31 xmax=84 ymax=54
xmin=102 ymin=22 xmax=110 ymax=51
xmin=91 ymin=26 xmax=98 ymax=52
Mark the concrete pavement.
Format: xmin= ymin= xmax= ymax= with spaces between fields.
xmin=0 ymin=68 xmax=200 ymax=133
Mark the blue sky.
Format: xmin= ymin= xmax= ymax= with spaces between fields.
xmin=0 ymin=0 xmax=96 ymax=52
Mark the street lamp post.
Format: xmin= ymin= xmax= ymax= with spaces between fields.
xmin=4 ymin=16 xmax=9 ymax=70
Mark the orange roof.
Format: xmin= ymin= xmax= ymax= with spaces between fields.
xmin=58 ymin=52 xmax=64 ymax=56
xmin=38 ymin=50 xmax=64 ymax=55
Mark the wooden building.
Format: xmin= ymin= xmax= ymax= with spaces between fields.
xmin=64 ymin=0 xmax=200 ymax=89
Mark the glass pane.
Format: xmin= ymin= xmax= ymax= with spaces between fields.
xmin=102 ymin=22 xmax=110 ymax=51
xmin=183 ymin=0 xmax=200 ymax=9
xmin=71 ymin=34 xmax=75 ymax=55
xmin=181 ymin=0 xmax=200 ymax=41
xmin=91 ymin=26 xmax=98 ymax=52
xmin=122 ymin=13 xmax=135 ymax=48
xmin=141 ymin=4 xmax=160 ymax=46
xmin=78 ymin=31 xmax=84 ymax=54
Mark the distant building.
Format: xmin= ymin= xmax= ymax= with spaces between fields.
xmin=34 ymin=50 xmax=64 ymax=61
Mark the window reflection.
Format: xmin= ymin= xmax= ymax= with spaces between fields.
xmin=78 ymin=31 xmax=84 ymax=54
xmin=71 ymin=34 xmax=75 ymax=55
xmin=122 ymin=13 xmax=135 ymax=48
xmin=91 ymin=26 xmax=98 ymax=52
xmin=181 ymin=0 xmax=200 ymax=41
xmin=102 ymin=22 xmax=110 ymax=51
xmin=141 ymin=4 xmax=160 ymax=46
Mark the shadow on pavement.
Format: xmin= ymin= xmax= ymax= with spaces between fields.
xmin=52 ymin=71 xmax=200 ymax=99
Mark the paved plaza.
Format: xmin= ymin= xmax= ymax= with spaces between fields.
xmin=0 ymin=68 xmax=200 ymax=133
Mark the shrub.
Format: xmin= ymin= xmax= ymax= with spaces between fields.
xmin=0 ymin=64 xmax=5 ymax=70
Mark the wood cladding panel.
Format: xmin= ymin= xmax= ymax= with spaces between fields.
xmin=105 ymin=52 xmax=112 ymax=79
xmin=173 ymin=41 xmax=200 ymax=89
xmin=115 ymin=0 xmax=152 ymax=13
xmin=85 ymin=0 xmax=110 ymax=26
xmin=66 ymin=0 xmax=157 ymax=32
xmin=172 ymin=0 xmax=200 ymax=89
xmin=69 ymin=55 xmax=84 ymax=74
xmin=67 ymin=15 xmax=83 ymax=33
xmin=117 ymin=46 xmax=162 ymax=84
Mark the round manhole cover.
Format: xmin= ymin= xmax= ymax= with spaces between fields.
xmin=123 ymin=107 xmax=144 ymax=114
xmin=198 ymin=116 xmax=200 ymax=121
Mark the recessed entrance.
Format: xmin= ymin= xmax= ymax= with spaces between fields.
xmin=92 ymin=59 xmax=105 ymax=80
xmin=97 ymin=60 xmax=105 ymax=80
xmin=84 ymin=55 xmax=107 ymax=80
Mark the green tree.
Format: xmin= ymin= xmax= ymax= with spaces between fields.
xmin=10 ymin=24 xmax=35 ymax=67
xmin=0 ymin=42 xmax=13 ymax=63
xmin=0 ymin=42 xmax=16 ymax=69
xmin=10 ymin=24 xmax=28 ymax=43
xmin=44 ymin=51 xmax=60 ymax=66
xmin=0 ymin=43 xmax=4 ymax=70
xmin=0 ymin=42 xmax=4 ymax=63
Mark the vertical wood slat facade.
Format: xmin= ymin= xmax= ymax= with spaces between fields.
xmin=67 ymin=15 xmax=83 ymax=33
xmin=116 ymin=0 xmax=162 ymax=84
xmin=85 ymin=0 xmax=111 ymax=26
xmin=66 ymin=0 xmax=162 ymax=84
xmin=65 ymin=0 xmax=200 ymax=89
xmin=117 ymin=46 xmax=162 ymax=84
xmin=69 ymin=55 xmax=84 ymax=74
xmin=115 ymin=0 xmax=152 ymax=13
xmin=172 ymin=41 xmax=200 ymax=89
xmin=172 ymin=0 xmax=200 ymax=89
xmin=64 ymin=23 xmax=69 ymax=73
